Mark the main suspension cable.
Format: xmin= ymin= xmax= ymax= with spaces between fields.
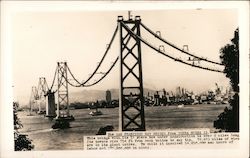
xmin=83 ymin=57 xmax=119 ymax=87
xmin=66 ymin=66 xmax=82 ymax=87
xmin=140 ymin=22 xmax=223 ymax=66
xmin=82 ymin=25 xmax=119 ymax=85
xmin=121 ymin=22 xmax=223 ymax=73
xmin=49 ymin=66 xmax=58 ymax=90
xmin=65 ymin=25 xmax=119 ymax=87
xmin=65 ymin=57 xmax=119 ymax=87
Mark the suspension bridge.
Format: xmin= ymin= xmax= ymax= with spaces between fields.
xmin=28 ymin=15 xmax=224 ymax=131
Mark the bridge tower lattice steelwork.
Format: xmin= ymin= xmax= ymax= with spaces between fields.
xmin=57 ymin=62 xmax=70 ymax=118
xmin=118 ymin=16 xmax=145 ymax=131
xmin=37 ymin=77 xmax=48 ymax=113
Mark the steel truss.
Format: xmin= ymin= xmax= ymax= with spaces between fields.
xmin=37 ymin=77 xmax=48 ymax=112
xmin=57 ymin=62 xmax=70 ymax=118
xmin=29 ymin=86 xmax=39 ymax=113
xmin=118 ymin=16 xmax=145 ymax=131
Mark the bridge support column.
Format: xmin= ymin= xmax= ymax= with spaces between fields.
xmin=37 ymin=77 xmax=48 ymax=114
xmin=118 ymin=16 xmax=145 ymax=131
xmin=45 ymin=90 xmax=56 ymax=118
xmin=57 ymin=62 xmax=70 ymax=118
xmin=29 ymin=86 xmax=38 ymax=115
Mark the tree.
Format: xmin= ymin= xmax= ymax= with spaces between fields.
xmin=220 ymin=28 xmax=239 ymax=93
xmin=214 ymin=28 xmax=239 ymax=132
xmin=13 ymin=102 xmax=34 ymax=150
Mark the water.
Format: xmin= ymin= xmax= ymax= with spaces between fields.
xmin=18 ymin=104 xmax=227 ymax=150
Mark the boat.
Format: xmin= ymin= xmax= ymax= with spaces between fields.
xmin=177 ymin=104 xmax=184 ymax=108
xmin=89 ymin=110 xmax=103 ymax=116
xmin=89 ymin=101 xmax=103 ymax=116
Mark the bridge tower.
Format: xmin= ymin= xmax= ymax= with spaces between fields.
xmin=37 ymin=77 xmax=48 ymax=113
xmin=118 ymin=16 xmax=145 ymax=131
xmin=57 ymin=62 xmax=70 ymax=118
xmin=29 ymin=86 xmax=39 ymax=115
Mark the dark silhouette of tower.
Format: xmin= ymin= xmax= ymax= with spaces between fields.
xmin=106 ymin=90 xmax=112 ymax=104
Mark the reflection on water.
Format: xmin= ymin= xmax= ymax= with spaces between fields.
xmin=18 ymin=104 xmax=227 ymax=150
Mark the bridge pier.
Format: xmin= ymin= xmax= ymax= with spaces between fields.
xmin=45 ymin=90 xmax=56 ymax=118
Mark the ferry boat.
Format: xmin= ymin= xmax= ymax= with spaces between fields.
xmin=89 ymin=110 xmax=103 ymax=116
xmin=177 ymin=104 xmax=184 ymax=108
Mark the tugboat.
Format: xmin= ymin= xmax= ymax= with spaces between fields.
xmin=89 ymin=101 xmax=103 ymax=116
xmin=177 ymin=104 xmax=184 ymax=108
xmin=89 ymin=110 xmax=103 ymax=116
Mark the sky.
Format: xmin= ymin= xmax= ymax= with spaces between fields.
xmin=11 ymin=9 xmax=238 ymax=104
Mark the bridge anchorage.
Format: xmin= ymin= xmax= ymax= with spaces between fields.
xmin=118 ymin=16 xmax=145 ymax=131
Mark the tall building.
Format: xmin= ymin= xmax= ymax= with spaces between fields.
xmin=106 ymin=90 xmax=112 ymax=103
xmin=176 ymin=86 xmax=181 ymax=97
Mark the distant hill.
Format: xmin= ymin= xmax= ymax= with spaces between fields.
xmin=18 ymin=88 xmax=157 ymax=108
xmin=69 ymin=88 xmax=156 ymax=103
